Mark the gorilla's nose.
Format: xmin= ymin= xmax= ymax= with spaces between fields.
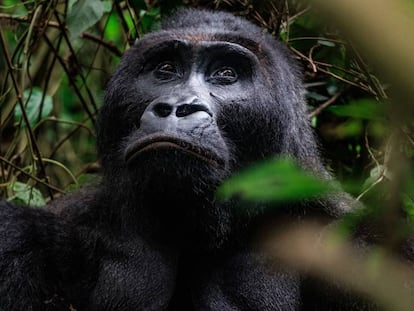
xmin=151 ymin=101 xmax=212 ymax=118
xmin=139 ymin=98 xmax=214 ymax=133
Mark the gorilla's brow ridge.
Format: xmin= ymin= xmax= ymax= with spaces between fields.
xmin=136 ymin=30 xmax=267 ymax=59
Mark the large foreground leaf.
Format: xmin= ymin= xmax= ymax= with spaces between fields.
xmin=217 ymin=158 xmax=333 ymax=203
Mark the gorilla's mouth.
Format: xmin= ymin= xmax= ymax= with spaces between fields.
xmin=125 ymin=135 xmax=225 ymax=167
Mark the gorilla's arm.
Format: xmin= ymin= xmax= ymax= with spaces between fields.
xmin=0 ymin=200 xmax=78 ymax=310
xmin=0 ymin=197 xmax=179 ymax=311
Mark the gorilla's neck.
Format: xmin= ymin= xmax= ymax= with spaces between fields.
xmin=102 ymin=173 xmax=237 ymax=251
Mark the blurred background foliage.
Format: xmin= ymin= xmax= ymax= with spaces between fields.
xmin=1 ymin=0 xmax=414 ymax=309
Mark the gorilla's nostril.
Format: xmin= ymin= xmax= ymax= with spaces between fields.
xmin=153 ymin=103 xmax=173 ymax=118
xmin=176 ymin=104 xmax=212 ymax=117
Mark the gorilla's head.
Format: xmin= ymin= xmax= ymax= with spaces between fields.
xmin=95 ymin=9 xmax=334 ymax=242
xmin=98 ymin=9 xmax=322 ymax=187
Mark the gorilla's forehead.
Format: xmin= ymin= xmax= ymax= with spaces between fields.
xmin=133 ymin=30 xmax=266 ymax=58
xmin=139 ymin=41 xmax=259 ymax=66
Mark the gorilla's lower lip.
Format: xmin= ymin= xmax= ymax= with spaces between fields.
xmin=124 ymin=135 xmax=225 ymax=167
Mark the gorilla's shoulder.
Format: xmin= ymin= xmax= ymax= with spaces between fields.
xmin=46 ymin=184 xmax=102 ymax=218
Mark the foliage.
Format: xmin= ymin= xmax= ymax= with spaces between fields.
xmin=217 ymin=157 xmax=333 ymax=202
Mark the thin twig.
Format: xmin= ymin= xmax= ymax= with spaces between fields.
xmin=309 ymin=89 xmax=345 ymax=118
xmin=0 ymin=27 xmax=54 ymax=199
xmin=0 ymin=13 xmax=123 ymax=57
xmin=53 ymin=11 xmax=98 ymax=116
xmin=0 ymin=156 xmax=65 ymax=194
xmin=42 ymin=34 xmax=95 ymax=123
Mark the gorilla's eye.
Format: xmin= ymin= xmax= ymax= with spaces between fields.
xmin=154 ymin=62 xmax=180 ymax=80
xmin=211 ymin=67 xmax=238 ymax=84
xmin=158 ymin=62 xmax=176 ymax=73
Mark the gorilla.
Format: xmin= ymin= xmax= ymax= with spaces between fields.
xmin=0 ymin=8 xmax=366 ymax=311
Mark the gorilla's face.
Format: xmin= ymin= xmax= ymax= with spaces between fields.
xmin=97 ymin=10 xmax=317 ymax=207
xmin=123 ymin=39 xmax=259 ymax=169
xmin=99 ymin=34 xmax=268 ymax=195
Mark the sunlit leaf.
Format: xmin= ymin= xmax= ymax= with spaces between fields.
xmin=9 ymin=182 xmax=46 ymax=207
xmin=106 ymin=12 xmax=121 ymax=42
xmin=217 ymin=158 xmax=333 ymax=203
xmin=329 ymin=99 xmax=383 ymax=120
xmin=14 ymin=87 xmax=53 ymax=127
xmin=318 ymin=39 xmax=336 ymax=47
xmin=311 ymin=116 xmax=318 ymax=127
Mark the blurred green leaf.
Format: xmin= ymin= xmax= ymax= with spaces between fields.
xmin=106 ymin=12 xmax=122 ymax=43
xmin=139 ymin=8 xmax=161 ymax=33
xmin=9 ymin=182 xmax=46 ymax=207
xmin=217 ymin=158 xmax=333 ymax=203
xmin=311 ymin=116 xmax=318 ymax=127
xmin=15 ymin=87 xmax=53 ymax=127
xmin=318 ymin=39 xmax=336 ymax=47
xmin=103 ymin=0 xmax=112 ymax=11
xmin=368 ymin=121 xmax=387 ymax=137
xmin=333 ymin=120 xmax=363 ymax=138
xmin=402 ymin=194 xmax=414 ymax=222
xmin=329 ymin=99 xmax=383 ymax=120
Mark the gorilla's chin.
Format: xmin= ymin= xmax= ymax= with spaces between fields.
xmin=124 ymin=134 xmax=226 ymax=168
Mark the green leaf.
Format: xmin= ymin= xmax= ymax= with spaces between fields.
xmin=317 ymin=39 xmax=336 ymax=47
xmin=333 ymin=120 xmax=363 ymax=138
xmin=217 ymin=158 xmax=333 ymax=203
xmin=67 ymin=0 xmax=110 ymax=37
xmin=403 ymin=194 xmax=414 ymax=223
xmin=311 ymin=116 xmax=318 ymax=128
xmin=102 ymin=0 xmax=112 ymax=12
xmin=9 ymin=182 xmax=46 ymax=207
xmin=139 ymin=8 xmax=161 ymax=33
xmin=15 ymin=87 xmax=53 ymax=127
xmin=329 ymin=99 xmax=384 ymax=120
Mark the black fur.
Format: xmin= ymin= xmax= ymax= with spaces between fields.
xmin=0 ymin=8 xmax=365 ymax=310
